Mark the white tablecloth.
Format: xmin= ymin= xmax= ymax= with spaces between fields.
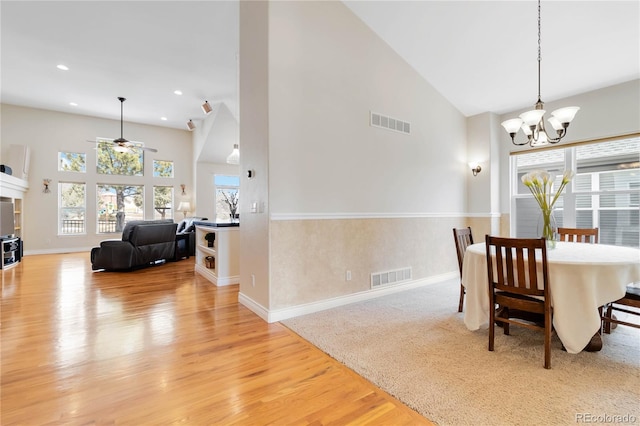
xmin=462 ymin=241 xmax=640 ymax=354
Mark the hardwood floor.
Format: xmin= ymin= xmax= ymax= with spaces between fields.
xmin=1 ymin=253 xmax=431 ymax=425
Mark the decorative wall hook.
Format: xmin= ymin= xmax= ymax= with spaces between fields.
xmin=43 ymin=178 xmax=51 ymax=193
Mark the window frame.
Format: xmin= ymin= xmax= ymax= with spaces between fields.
xmin=58 ymin=181 xmax=87 ymax=235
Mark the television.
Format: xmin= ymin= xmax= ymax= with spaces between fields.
xmin=1 ymin=201 xmax=15 ymax=239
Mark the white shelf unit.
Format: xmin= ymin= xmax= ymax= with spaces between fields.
xmin=194 ymin=225 xmax=240 ymax=286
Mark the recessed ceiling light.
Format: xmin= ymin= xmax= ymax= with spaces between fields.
xmin=69 ymin=102 xmax=78 ymax=106
xmin=174 ymin=90 xmax=183 ymax=96
xmin=57 ymin=64 xmax=69 ymax=71
xmin=161 ymin=117 xmax=167 ymax=121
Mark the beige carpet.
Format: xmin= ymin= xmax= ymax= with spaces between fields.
xmin=282 ymin=280 xmax=640 ymax=426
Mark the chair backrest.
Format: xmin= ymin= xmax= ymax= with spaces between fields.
xmin=453 ymin=227 xmax=474 ymax=274
xmin=485 ymin=235 xmax=549 ymax=298
xmin=557 ymin=227 xmax=598 ymax=243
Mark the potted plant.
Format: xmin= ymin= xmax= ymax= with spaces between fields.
xmin=204 ymin=232 xmax=215 ymax=247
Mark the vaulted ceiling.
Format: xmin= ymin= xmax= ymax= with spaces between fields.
xmin=2 ymin=1 xmax=638 ymax=160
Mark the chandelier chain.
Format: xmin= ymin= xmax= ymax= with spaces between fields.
xmin=537 ymin=0 xmax=542 ymax=102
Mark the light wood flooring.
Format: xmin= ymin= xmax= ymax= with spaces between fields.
xmin=1 ymin=253 xmax=432 ymax=425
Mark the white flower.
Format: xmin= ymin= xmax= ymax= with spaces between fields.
xmin=522 ymin=169 xmax=574 ymax=213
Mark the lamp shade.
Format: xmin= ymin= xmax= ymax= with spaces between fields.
xmin=519 ymin=109 xmax=546 ymax=127
xmin=551 ymin=106 xmax=580 ymax=124
xmin=548 ymin=116 xmax=564 ymax=131
xmin=501 ymin=118 xmax=524 ymax=134
xmin=177 ymin=201 xmax=191 ymax=212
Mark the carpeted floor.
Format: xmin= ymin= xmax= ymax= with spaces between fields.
xmin=282 ymin=280 xmax=640 ymax=426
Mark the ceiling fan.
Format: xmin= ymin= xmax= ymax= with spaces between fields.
xmin=87 ymin=97 xmax=158 ymax=153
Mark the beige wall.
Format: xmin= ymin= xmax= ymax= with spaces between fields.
xmin=270 ymin=216 xmax=466 ymax=309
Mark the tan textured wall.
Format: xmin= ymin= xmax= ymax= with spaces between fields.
xmin=500 ymin=213 xmax=511 ymax=237
xmin=270 ymin=216 xmax=467 ymax=309
xmin=466 ymin=217 xmax=492 ymax=242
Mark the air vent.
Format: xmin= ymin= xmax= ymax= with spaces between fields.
xmin=370 ymin=267 xmax=412 ymax=288
xmin=370 ymin=111 xmax=411 ymax=134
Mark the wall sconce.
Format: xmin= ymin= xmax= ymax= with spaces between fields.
xmin=43 ymin=178 xmax=51 ymax=193
xmin=177 ymin=201 xmax=192 ymax=219
xmin=469 ymin=163 xmax=482 ymax=177
xmin=187 ymin=119 xmax=196 ymax=131
xmin=180 ymin=184 xmax=186 ymax=195
xmin=201 ymin=100 xmax=213 ymax=114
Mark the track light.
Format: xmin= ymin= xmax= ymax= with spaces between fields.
xmin=187 ymin=119 xmax=196 ymax=131
xmin=201 ymin=100 xmax=213 ymax=114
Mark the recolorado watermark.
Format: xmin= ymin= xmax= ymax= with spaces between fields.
xmin=576 ymin=413 xmax=637 ymax=424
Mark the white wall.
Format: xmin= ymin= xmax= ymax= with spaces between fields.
xmin=268 ymin=1 xmax=467 ymax=216
xmin=0 ymin=104 xmax=193 ymax=253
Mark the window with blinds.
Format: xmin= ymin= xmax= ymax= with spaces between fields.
xmin=511 ymin=136 xmax=639 ymax=247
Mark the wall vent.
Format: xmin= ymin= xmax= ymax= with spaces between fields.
xmin=370 ymin=111 xmax=411 ymax=135
xmin=370 ymin=267 xmax=412 ymax=289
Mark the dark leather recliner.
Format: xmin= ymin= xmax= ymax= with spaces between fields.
xmin=91 ymin=220 xmax=178 ymax=271
xmin=176 ymin=217 xmax=207 ymax=256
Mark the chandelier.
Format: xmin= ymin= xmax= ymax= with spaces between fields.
xmin=501 ymin=0 xmax=579 ymax=147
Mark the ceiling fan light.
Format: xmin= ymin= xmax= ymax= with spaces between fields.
xmin=113 ymin=145 xmax=129 ymax=153
xmin=551 ymin=106 xmax=580 ymax=124
xmin=201 ymin=101 xmax=213 ymax=114
xmin=519 ymin=109 xmax=546 ymax=127
xmin=226 ymin=144 xmax=240 ymax=165
xmin=501 ymin=118 xmax=524 ymax=134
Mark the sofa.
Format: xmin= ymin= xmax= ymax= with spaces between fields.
xmin=91 ymin=220 xmax=178 ymax=271
xmin=176 ymin=217 xmax=207 ymax=257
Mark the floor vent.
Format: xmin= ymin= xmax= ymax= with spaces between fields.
xmin=370 ymin=111 xmax=411 ymax=134
xmin=371 ymin=267 xmax=412 ymax=288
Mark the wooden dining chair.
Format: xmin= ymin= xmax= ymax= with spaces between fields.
xmin=601 ymin=284 xmax=640 ymax=334
xmin=453 ymin=227 xmax=474 ymax=312
xmin=557 ymin=227 xmax=599 ymax=243
xmin=486 ymin=235 xmax=553 ymax=369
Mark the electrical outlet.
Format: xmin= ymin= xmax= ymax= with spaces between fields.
xmin=346 ymin=270 xmax=352 ymax=281
xmin=251 ymin=274 xmax=256 ymax=287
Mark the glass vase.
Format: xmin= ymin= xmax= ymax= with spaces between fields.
xmin=537 ymin=209 xmax=557 ymax=249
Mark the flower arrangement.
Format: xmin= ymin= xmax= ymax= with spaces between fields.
xmin=521 ymin=169 xmax=574 ymax=247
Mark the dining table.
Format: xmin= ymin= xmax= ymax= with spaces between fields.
xmin=462 ymin=241 xmax=640 ymax=354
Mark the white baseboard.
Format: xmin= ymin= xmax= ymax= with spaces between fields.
xmin=239 ymin=271 xmax=458 ymax=323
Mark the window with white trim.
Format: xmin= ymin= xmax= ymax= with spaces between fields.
xmin=59 ymin=182 xmax=86 ymax=235
xmin=511 ymin=136 xmax=639 ymax=247
xmin=214 ymin=175 xmax=239 ymax=222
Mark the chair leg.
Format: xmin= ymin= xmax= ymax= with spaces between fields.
xmin=489 ymin=304 xmax=495 ymax=352
xmin=544 ymin=325 xmax=551 ymax=369
xmin=458 ymin=283 xmax=465 ymax=312
xmin=604 ymin=304 xmax=613 ymax=334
